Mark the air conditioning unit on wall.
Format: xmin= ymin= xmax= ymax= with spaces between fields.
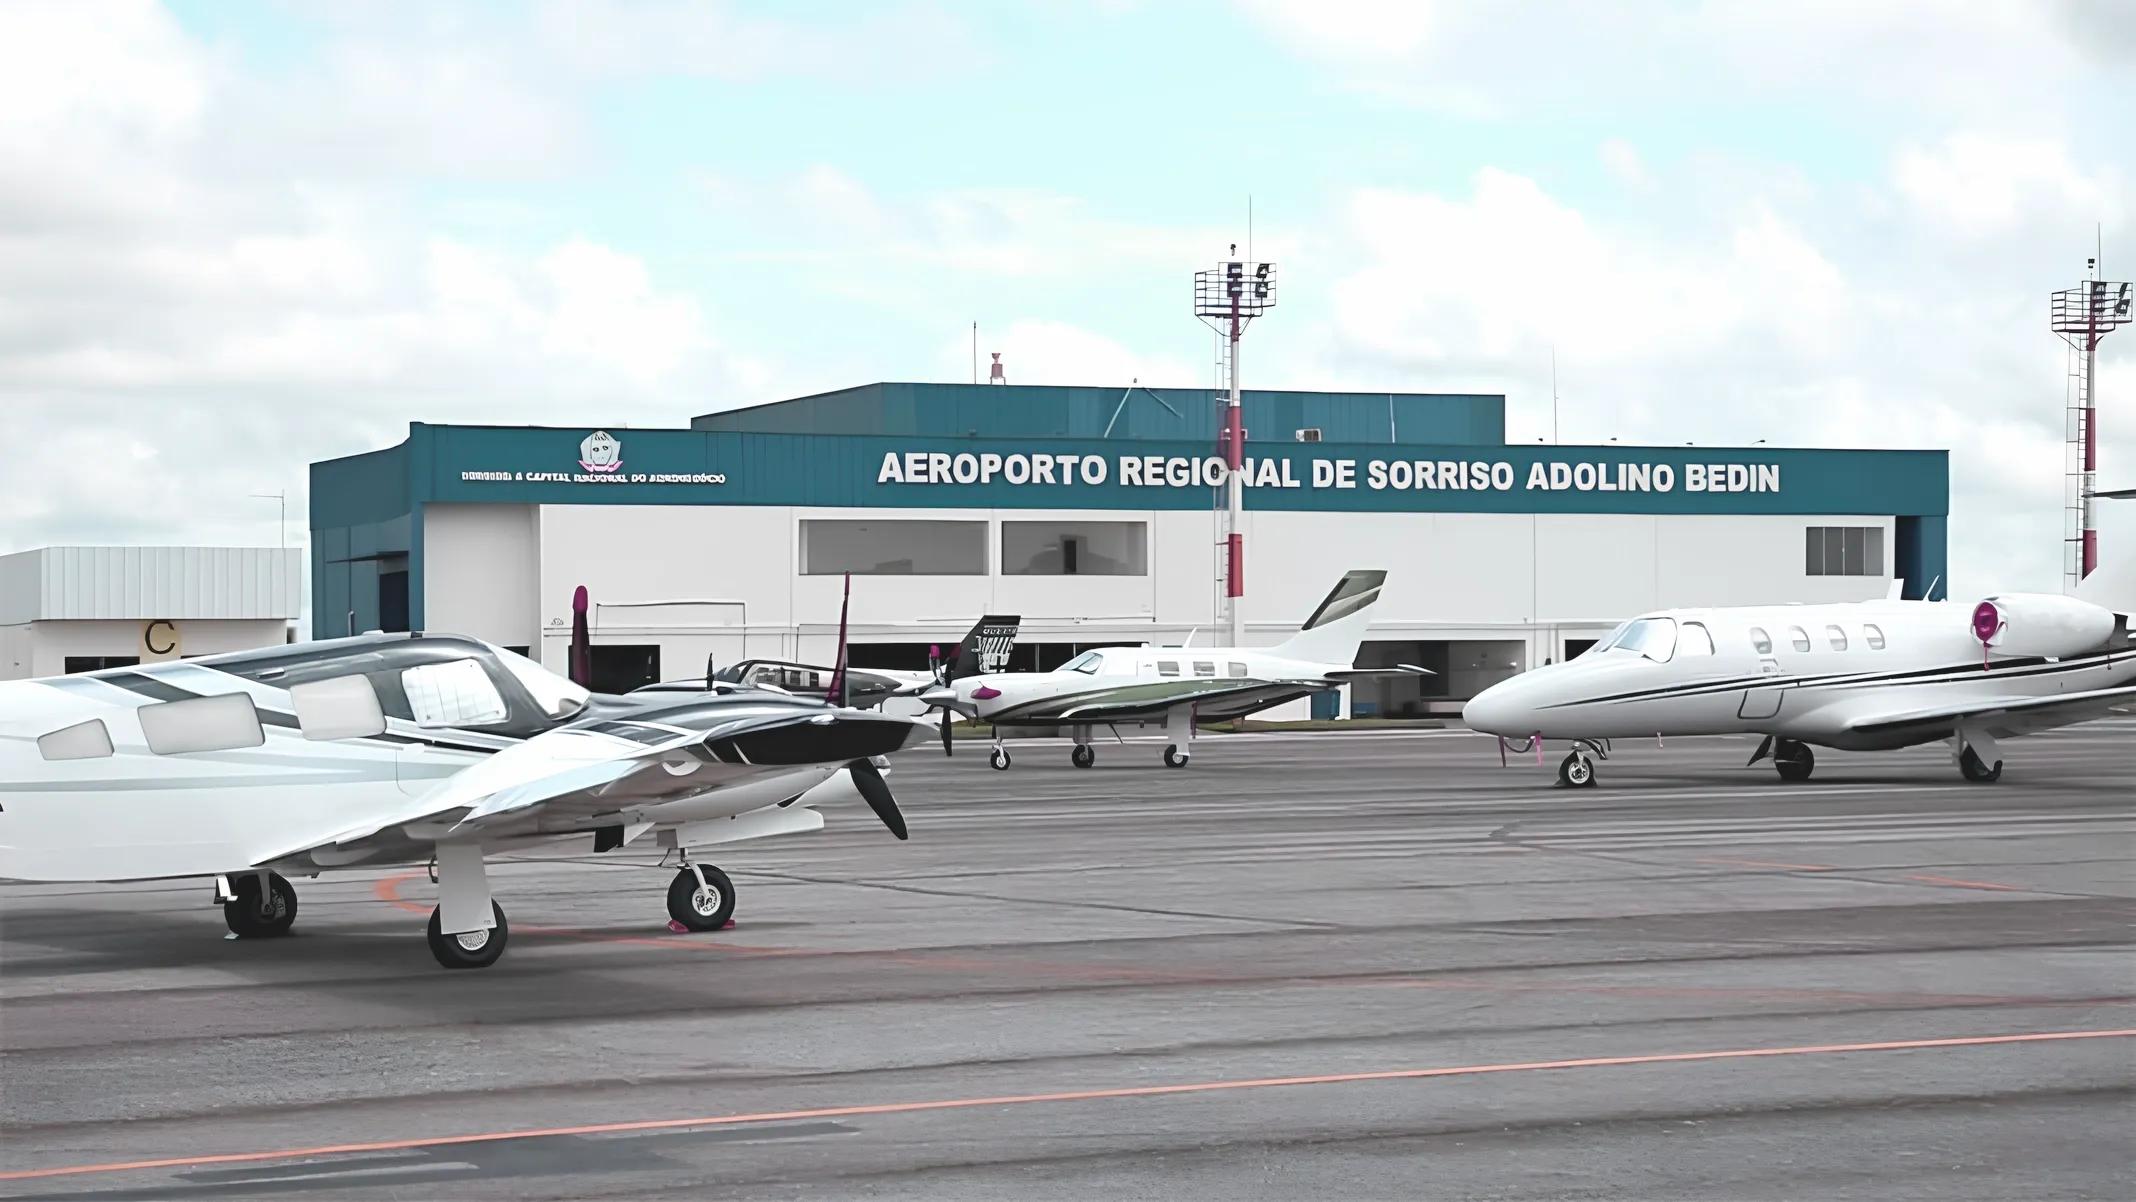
xmin=1294 ymin=428 xmax=1322 ymax=443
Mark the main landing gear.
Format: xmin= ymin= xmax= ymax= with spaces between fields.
xmin=990 ymin=741 xmax=1012 ymax=770
xmin=1164 ymin=744 xmax=1190 ymax=768
xmin=220 ymin=871 xmax=298 ymax=939
xmin=666 ymin=862 xmax=737 ymax=931
xmin=1071 ymin=744 xmax=1095 ymax=769
xmin=1954 ymin=726 xmax=2004 ymax=783
xmin=1746 ymin=735 xmax=1816 ymax=782
xmin=426 ymin=841 xmax=507 ymax=970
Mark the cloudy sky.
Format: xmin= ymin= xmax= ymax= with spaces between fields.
xmin=3 ymin=0 xmax=2130 ymax=593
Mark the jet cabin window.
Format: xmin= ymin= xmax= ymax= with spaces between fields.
xmin=1788 ymin=626 xmax=1812 ymax=652
xmin=1679 ymin=622 xmax=1715 ymax=656
xmin=1827 ymin=625 xmax=1849 ymax=651
xmin=1194 ymin=661 xmax=1216 ymax=677
xmin=1063 ymin=651 xmax=1105 ymax=674
xmin=1227 ymin=662 xmax=1249 ymax=678
xmin=1750 ymin=627 xmax=1773 ymax=655
xmin=1865 ymin=624 xmax=1887 ymax=650
xmin=1157 ymin=660 xmax=1181 ymax=677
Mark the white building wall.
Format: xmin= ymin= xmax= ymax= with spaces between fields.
xmin=489 ymin=504 xmax=1901 ymax=689
xmin=422 ymin=503 xmax=542 ymax=648
xmin=2 ymin=618 xmax=292 ymax=679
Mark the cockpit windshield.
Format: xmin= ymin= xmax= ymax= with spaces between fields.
xmin=490 ymin=644 xmax=592 ymax=718
xmin=1587 ymin=616 xmax=1677 ymax=663
xmin=1061 ymin=650 xmax=1106 ymax=674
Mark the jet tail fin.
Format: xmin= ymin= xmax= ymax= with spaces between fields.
xmin=2074 ymin=556 xmax=2136 ymax=616
xmin=1269 ymin=570 xmax=1387 ymax=666
xmin=945 ymin=614 xmax=1020 ymax=680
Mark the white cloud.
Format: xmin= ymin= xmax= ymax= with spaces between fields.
xmin=1598 ymin=139 xmax=1652 ymax=191
xmin=1892 ymin=135 xmax=2119 ymax=237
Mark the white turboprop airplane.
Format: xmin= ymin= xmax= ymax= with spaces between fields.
xmin=0 ymin=589 xmax=931 ymax=969
xmin=921 ymin=570 xmax=1426 ymax=768
xmin=1462 ymin=562 xmax=2136 ymax=787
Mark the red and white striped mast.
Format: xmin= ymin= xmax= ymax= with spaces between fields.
xmin=1195 ymin=248 xmax=1276 ymax=645
xmin=2053 ymin=255 xmax=2132 ymax=587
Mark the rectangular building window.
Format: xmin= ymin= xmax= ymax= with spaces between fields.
xmin=802 ymin=519 xmax=986 ymax=575
xmin=64 ymin=656 xmax=140 ymax=674
xmin=1001 ymin=521 xmax=1148 ymax=576
xmin=1805 ymin=526 xmax=1885 ymax=576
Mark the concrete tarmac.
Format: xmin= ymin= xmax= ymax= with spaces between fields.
xmin=3 ymin=726 xmax=2133 ymax=1200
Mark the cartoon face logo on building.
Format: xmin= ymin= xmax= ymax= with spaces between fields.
xmin=578 ymin=431 xmax=623 ymax=473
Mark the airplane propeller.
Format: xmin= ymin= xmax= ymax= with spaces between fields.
xmin=847 ymin=757 xmax=908 ymax=840
xmin=940 ymin=706 xmax=953 ymax=757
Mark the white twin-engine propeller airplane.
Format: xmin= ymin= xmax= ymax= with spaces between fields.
xmin=921 ymin=570 xmax=1427 ymax=769
xmin=0 ymin=580 xmax=931 ymax=970
xmin=1463 ymin=559 xmax=2136 ymax=787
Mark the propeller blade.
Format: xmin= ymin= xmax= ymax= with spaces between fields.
xmin=825 ymin=572 xmax=851 ymax=707
xmin=940 ymin=708 xmax=953 ymax=757
xmin=568 ymin=585 xmax=592 ymax=689
xmin=848 ymin=758 xmax=908 ymax=840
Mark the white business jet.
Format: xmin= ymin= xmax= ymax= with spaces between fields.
xmin=0 ymin=605 xmax=930 ymax=969
xmin=922 ymin=570 xmax=1425 ymax=768
xmin=1462 ymin=562 xmax=2136 ymax=787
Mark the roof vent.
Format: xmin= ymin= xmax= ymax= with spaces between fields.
xmin=1294 ymin=427 xmax=1323 ymax=443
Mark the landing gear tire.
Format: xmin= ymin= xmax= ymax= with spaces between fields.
xmin=1774 ymin=740 xmax=1815 ymax=783
xmin=1071 ymin=744 xmax=1095 ymax=769
xmin=1557 ymin=752 xmax=1596 ymax=788
xmin=1163 ymin=744 xmax=1189 ymax=768
xmin=426 ymin=902 xmax=508 ymax=970
xmin=666 ymin=865 xmax=736 ymax=932
xmin=1959 ymin=745 xmax=2003 ymax=783
xmin=223 ymin=872 xmax=297 ymax=938
xmin=989 ymin=746 xmax=1012 ymax=771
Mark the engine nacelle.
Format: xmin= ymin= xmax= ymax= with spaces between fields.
xmin=1969 ymin=592 xmax=2117 ymax=658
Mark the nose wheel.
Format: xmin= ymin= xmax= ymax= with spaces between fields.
xmin=989 ymin=744 xmax=1012 ymax=770
xmin=1163 ymin=744 xmax=1190 ymax=768
xmin=666 ymin=864 xmax=736 ymax=931
xmin=1071 ymin=744 xmax=1095 ymax=769
xmin=1556 ymin=751 xmax=1596 ymax=788
xmin=222 ymin=872 xmax=298 ymax=938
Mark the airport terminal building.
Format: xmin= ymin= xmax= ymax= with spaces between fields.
xmin=310 ymin=383 xmax=1949 ymax=716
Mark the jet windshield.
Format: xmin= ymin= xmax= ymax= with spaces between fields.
xmin=490 ymin=644 xmax=592 ymax=718
xmin=1588 ymin=617 xmax=1677 ymax=663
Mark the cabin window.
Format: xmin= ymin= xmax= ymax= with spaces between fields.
xmin=38 ymin=719 xmax=114 ymax=761
xmin=1827 ymin=625 xmax=1849 ymax=651
xmin=1679 ymin=621 xmax=1715 ymax=656
xmin=1749 ymin=627 xmax=1772 ymax=655
xmin=1788 ymin=626 xmax=1812 ymax=652
xmin=290 ymin=675 xmax=387 ymax=741
xmin=138 ymin=693 xmax=266 ymax=755
xmin=1157 ymin=660 xmax=1180 ymax=677
xmin=1193 ymin=661 xmax=1216 ymax=677
xmin=400 ymin=659 xmax=508 ymax=728
xmin=1596 ymin=617 xmax=1676 ymax=662
xmin=1228 ymin=662 xmax=1249 ymax=677
xmin=1865 ymin=624 xmax=1886 ymax=650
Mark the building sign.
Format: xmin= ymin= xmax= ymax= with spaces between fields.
xmin=456 ymin=430 xmax=728 ymax=486
xmin=874 ymin=451 xmax=1781 ymax=495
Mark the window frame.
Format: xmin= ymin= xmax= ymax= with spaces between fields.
xmin=1749 ymin=626 xmax=1773 ymax=655
xmin=1788 ymin=625 xmax=1812 ymax=653
xmin=1679 ymin=621 xmax=1715 ymax=656
xmin=1826 ymin=624 xmax=1849 ymax=651
xmin=1864 ymin=623 xmax=1886 ymax=650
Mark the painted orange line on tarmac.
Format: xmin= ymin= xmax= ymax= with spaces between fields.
xmin=1905 ymin=873 xmax=2026 ymax=892
xmin=3 ymin=1028 xmax=2129 ymax=1183
xmin=1698 ymin=857 xmax=1836 ymax=872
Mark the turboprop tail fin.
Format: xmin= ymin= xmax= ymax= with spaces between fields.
xmin=1269 ymin=570 xmax=1387 ymax=666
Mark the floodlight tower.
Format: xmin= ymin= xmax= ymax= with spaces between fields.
xmin=1195 ymin=251 xmax=1276 ymax=645
xmin=2053 ymin=257 xmax=2133 ymax=586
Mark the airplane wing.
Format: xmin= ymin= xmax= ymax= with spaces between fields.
xmin=253 ymin=708 xmax=924 ymax=866
xmin=1841 ymin=684 xmax=2136 ymax=738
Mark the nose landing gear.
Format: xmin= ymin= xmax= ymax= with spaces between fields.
xmin=1556 ymin=739 xmax=1608 ymax=788
xmin=221 ymin=871 xmax=298 ymax=939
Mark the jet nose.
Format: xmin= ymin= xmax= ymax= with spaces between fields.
xmin=1462 ymin=678 xmax=1524 ymax=735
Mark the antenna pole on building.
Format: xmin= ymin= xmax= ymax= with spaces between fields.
xmin=1551 ymin=348 xmax=1559 ymax=445
xmin=971 ymin=322 xmax=978 ymax=384
xmin=250 ymin=491 xmax=287 ymax=550
xmin=1195 ymin=248 xmax=1277 ymax=646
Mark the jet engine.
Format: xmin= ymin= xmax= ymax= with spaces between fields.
xmin=1969 ymin=592 xmax=2119 ymax=658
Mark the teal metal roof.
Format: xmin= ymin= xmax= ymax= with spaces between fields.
xmin=691 ymin=382 xmax=1504 ymax=446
